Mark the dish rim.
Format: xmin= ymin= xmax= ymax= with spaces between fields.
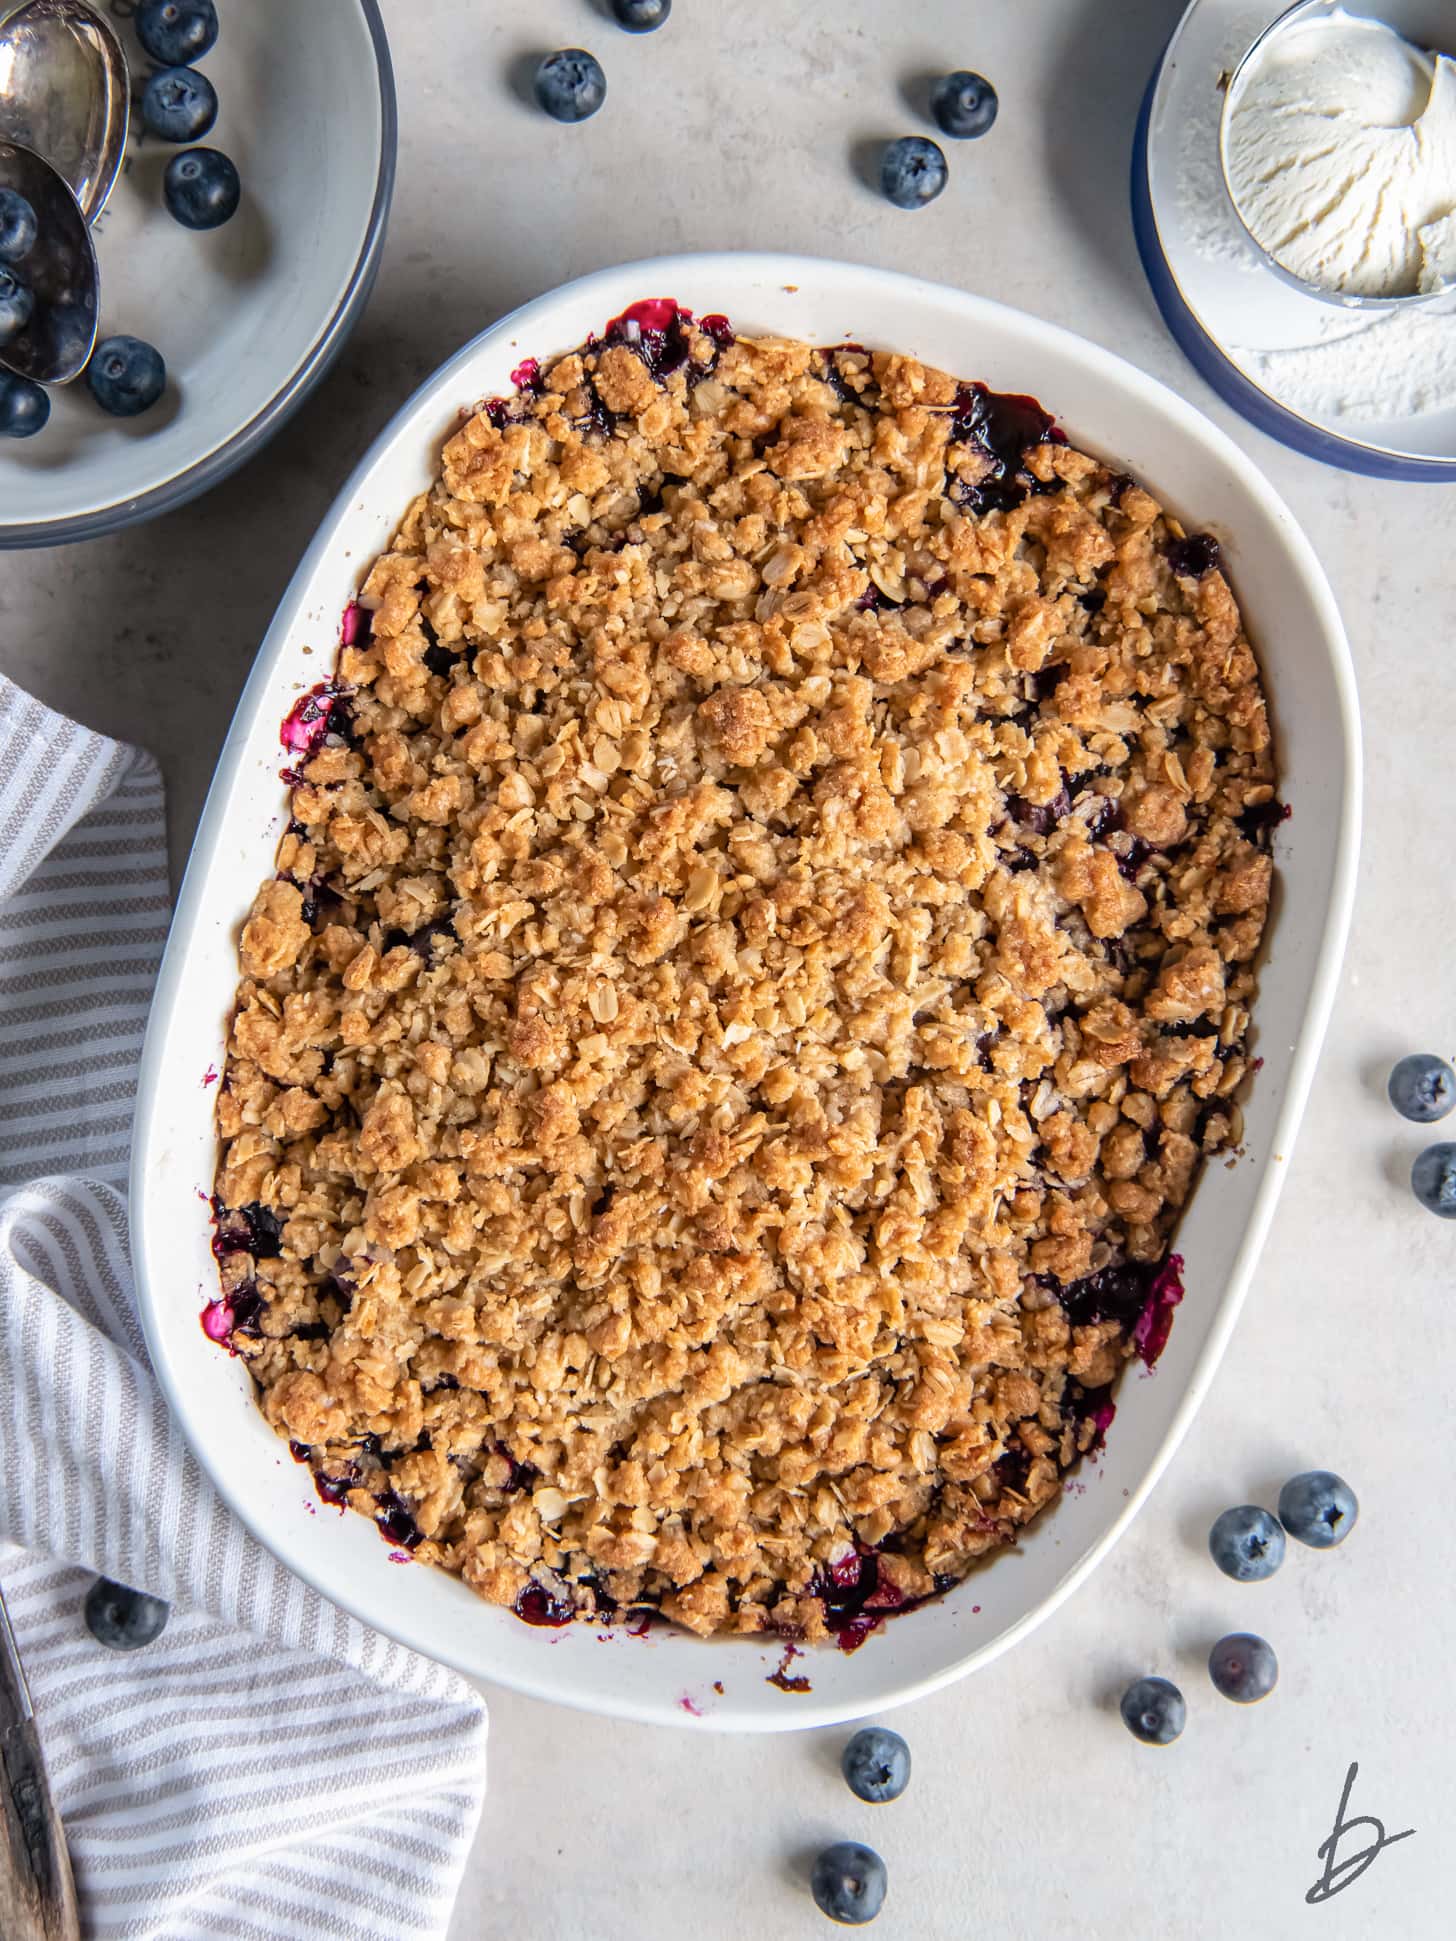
xmin=0 ymin=0 xmax=397 ymax=552
xmin=130 ymin=250 xmax=1362 ymax=1729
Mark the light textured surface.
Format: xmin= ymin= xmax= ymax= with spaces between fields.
xmin=0 ymin=1 xmax=1451 ymax=1936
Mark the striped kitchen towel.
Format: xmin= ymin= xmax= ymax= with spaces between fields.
xmin=0 ymin=675 xmax=488 ymax=1941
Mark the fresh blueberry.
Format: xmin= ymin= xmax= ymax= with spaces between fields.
xmin=1278 ymin=1470 xmax=1358 ymax=1548
xmin=1208 ymin=1632 xmax=1277 ymax=1703
xmin=0 ymin=266 xmax=33 ymax=343
xmin=880 ymin=135 xmax=948 ymax=210
xmin=930 ymin=70 xmax=999 ymax=140
xmin=1208 ymin=1504 xmax=1286 ymax=1582
xmin=87 ymin=334 xmax=167 ymax=417
xmin=1388 ymin=1053 xmax=1455 ymax=1123
xmin=136 ymin=0 xmax=218 ymax=66
xmin=534 ymin=49 xmax=607 ymax=123
xmin=611 ymin=0 xmax=670 ymax=29
xmin=84 ymin=1576 xmax=170 ymax=1650
xmin=841 ymin=1726 xmax=911 ymax=1803
xmin=811 ymin=1842 xmax=887 ymax=1926
xmin=1119 ymin=1675 xmax=1185 ymax=1745
xmin=1411 ymin=1142 xmax=1456 ymax=1218
xmin=163 ymin=147 xmax=240 ymax=229
xmin=142 ymin=65 xmax=218 ymax=143
xmin=0 ymin=186 xmax=37 ymax=264
xmin=0 ymin=372 xmax=49 ymax=438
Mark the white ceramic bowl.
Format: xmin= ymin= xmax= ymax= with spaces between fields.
xmin=132 ymin=252 xmax=1360 ymax=1731
xmin=0 ymin=0 xmax=394 ymax=547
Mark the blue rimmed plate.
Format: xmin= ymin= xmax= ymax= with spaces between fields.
xmin=0 ymin=0 xmax=395 ymax=547
xmin=1133 ymin=0 xmax=1456 ymax=482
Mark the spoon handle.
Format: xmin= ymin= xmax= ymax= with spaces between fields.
xmin=0 ymin=1586 xmax=80 ymax=1941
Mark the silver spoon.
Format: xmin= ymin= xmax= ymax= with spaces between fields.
xmin=0 ymin=0 xmax=131 ymax=224
xmin=0 ymin=140 xmax=97 ymax=383
xmin=0 ymin=1580 xmax=80 ymax=1941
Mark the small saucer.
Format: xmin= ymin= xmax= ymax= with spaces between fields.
xmin=1133 ymin=0 xmax=1456 ymax=480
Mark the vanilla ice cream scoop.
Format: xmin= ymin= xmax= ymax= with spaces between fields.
xmin=1223 ymin=6 xmax=1456 ymax=299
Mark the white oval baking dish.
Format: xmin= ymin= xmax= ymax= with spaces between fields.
xmin=131 ymin=252 xmax=1360 ymax=1732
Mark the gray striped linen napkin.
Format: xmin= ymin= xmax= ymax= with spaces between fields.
xmin=0 ymin=675 xmax=488 ymax=1940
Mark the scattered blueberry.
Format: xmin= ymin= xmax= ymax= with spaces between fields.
xmin=163 ymin=147 xmax=240 ymax=229
xmin=811 ymin=1842 xmax=888 ymax=1926
xmin=880 ymin=135 xmax=948 ymax=210
xmin=1119 ymin=1675 xmax=1186 ymax=1745
xmin=83 ymin=1576 xmax=170 ymax=1651
xmin=930 ymin=70 xmax=999 ymax=140
xmin=87 ymin=334 xmax=167 ymax=417
xmin=0 ymin=266 xmax=33 ymax=343
xmin=0 ymin=372 xmax=49 ymax=438
xmin=1208 ymin=1504 xmax=1286 ymax=1582
xmin=1278 ymin=1470 xmax=1358 ymax=1549
xmin=841 ymin=1726 xmax=911 ymax=1803
xmin=611 ymin=0 xmax=670 ymax=29
xmin=142 ymin=65 xmax=218 ymax=143
xmin=1411 ymin=1141 xmax=1456 ymax=1218
xmin=1388 ymin=1052 xmax=1455 ymax=1123
xmin=534 ymin=49 xmax=607 ymax=123
xmin=0 ymin=186 xmax=37 ymax=264
xmin=1208 ymin=1632 xmax=1278 ymax=1703
xmin=136 ymin=0 xmax=218 ymax=66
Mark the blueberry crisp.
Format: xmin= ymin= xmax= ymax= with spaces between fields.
xmin=213 ymin=305 xmax=1276 ymax=1643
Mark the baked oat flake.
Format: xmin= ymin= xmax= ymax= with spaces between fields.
xmin=212 ymin=304 xmax=1276 ymax=1645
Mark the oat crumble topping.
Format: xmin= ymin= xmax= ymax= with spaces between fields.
xmin=213 ymin=304 xmax=1276 ymax=1644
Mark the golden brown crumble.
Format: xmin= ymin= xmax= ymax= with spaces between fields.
xmin=214 ymin=310 xmax=1276 ymax=1644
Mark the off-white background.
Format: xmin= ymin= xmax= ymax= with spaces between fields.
xmin=2 ymin=2 xmax=1450 ymax=1935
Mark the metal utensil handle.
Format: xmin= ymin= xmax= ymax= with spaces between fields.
xmin=0 ymin=1585 xmax=80 ymax=1941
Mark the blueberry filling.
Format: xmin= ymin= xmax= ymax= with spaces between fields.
xmin=1059 ymin=1258 xmax=1154 ymax=1327
xmin=211 ymin=1199 xmax=284 ymax=1259
xmin=1236 ymin=799 xmax=1290 ymax=848
xmin=420 ymin=614 xmax=462 ymax=678
xmin=375 ymin=1490 xmax=422 ymax=1550
xmin=1084 ymin=794 xmax=1120 ymax=841
xmin=495 ymin=1443 xmax=539 ymax=1493
xmin=1078 ymin=588 xmax=1106 ymax=614
xmin=280 ymin=684 xmax=354 ymax=770
xmin=1063 ymin=1380 xmax=1117 ymax=1451
xmin=1115 ymin=834 xmax=1152 ymax=880
xmin=856 ymin=584 xmax=904 ymax=613
xmin=226 ymin=1284 xmax=265 ymax=1335
xmin=380 ymin=915 xmax=458 ymax=963
xmin=340 ymin=603 xmax=372 ymax=649
xmin=515 ymin=1582 xmax=575 ymax=1626
xmin=947 ymin=382 xmax=1066 ymax=516
xmin=574 ymin=386 xmax=617 ymax=439
xmin=802 ymin=1546 xmax=950 ymax=1654
xmin=993 ymin=1444 xmax=1032 ymax=1496
xmin=299 ymin=877 xmax=342 ymax=928
xmin=601 ymin=298 xmax=695 ymax=381
xmin=1005 ymin=785 xmax=1071 ymax=837
xmin=1059 ymin=1254 xmax=1185 ymax=1366
xmin=1167 ymin=533 xmax=1221 ymax=578
xmin=814 ymin=344 xmax=866 ymax=403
